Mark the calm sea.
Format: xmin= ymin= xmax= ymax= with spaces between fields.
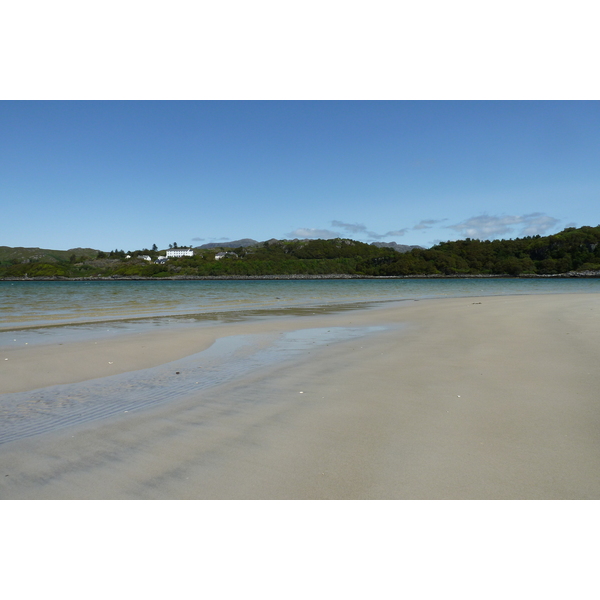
xmin=1 ymin=278 xmax=600 ymax=331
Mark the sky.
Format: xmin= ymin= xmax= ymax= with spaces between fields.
xmin=1 ymin=100 xmax=599 ymax=252
xmin=3 ymin=2 xmax=599 ymax=589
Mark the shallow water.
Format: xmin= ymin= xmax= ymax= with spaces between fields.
xmin=0 ymin=325 xmax=389 ymax=444
xmin=1 ymin=278 xmax=599 ymax=443
xmin=2 ymin=278 xmax=599 ymax=330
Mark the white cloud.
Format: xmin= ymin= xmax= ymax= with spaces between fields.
xmin=289 ymin=219 xmax=434 ymax=241
xmin=331 ymin=220 xmax=367 ymax=234
xmin=289 ymin=221 xmax=411 ymax=241
xmin=287 ymin=228 xmax=339 ymax=239
xmin=330 ymin=219 xmax=410 ymax=240
xmin=413 ymin=219 xmax=447 ymax=230
xmin=520 ymin=213 xmax=561 ymax=236
xmin=367 ymin=229 xmax=409 ymax=239
xmin=447 ymin=213 xmax=561 ymax=240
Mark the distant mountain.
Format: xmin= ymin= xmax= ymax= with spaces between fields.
xmin=195 ymin=239 xmax=424 ymax=252
xmin=196 ymin=238 xmax=259 ymax=249
xmin=370 ymin=242 xmax=424 ymax=253
xmin=3 ymin=226 xmax=600 ymax=278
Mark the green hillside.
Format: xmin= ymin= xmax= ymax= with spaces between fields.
xmin=0 ymin=246 xmax=99 ymax=264
xmin=1 ymin=226 xmax=600 ymax=279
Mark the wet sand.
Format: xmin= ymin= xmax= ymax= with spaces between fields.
xmin=1 ymin=293 xmax=600 ymax=499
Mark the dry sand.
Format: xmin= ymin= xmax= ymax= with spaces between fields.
xmin=1 ymin=292 xmax=599 ymax=499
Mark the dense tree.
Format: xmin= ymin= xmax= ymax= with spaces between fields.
xmin=2 ymin=226 xmax=600 ymax=279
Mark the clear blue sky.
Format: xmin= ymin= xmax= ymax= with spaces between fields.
xmin=2 ymin=101 xmax=599 ymax=251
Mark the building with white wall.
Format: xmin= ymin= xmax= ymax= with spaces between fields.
xmin=166 ymin=249 xmax=194 ymax=258
xmin=214 ymin=251 xmax=238 ymax=260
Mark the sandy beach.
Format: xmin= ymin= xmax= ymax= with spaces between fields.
xmin=1 ymin=292 xmax=599 ymax=499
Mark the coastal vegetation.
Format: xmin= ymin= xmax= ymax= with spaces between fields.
xmin=2 ymin=225 xmax=600 ymax=279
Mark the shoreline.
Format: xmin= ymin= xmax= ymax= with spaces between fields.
xmin=0 ymin=299 xmax=395 ymax=334
xmin=0 ymin=300 xmax=405 ymax=394
xmin=7 ymin=278 xmax=600 ymax=333
xmin=2 ymin=270 xmax=600 ymax=281
xmin=1 ymin=292 xmax=600 ymax=499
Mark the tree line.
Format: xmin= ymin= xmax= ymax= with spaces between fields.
xmin=1 ymin=226 xmax=600 ymax=279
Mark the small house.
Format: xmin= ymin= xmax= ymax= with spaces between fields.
xmin=214 ymin=251 xmax=238 ymax=260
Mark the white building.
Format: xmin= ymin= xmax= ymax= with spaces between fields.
xmin=214 ymin=251 xmax=238 ymax=260
xmin=166 ymin=249 xmax=194 ymax=258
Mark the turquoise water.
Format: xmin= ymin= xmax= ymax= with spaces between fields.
xmin=1 ymin=278 xmax=600 ymax=330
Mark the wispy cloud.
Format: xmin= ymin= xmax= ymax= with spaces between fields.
xmin=413 ymin=218 xmax=447 ymax=230
xmin=520 ymin=214 xmax=561 ymax=236
xmin=192 ymin=237 xmax=205 ymax=242
xmin=287 ymin=228 xmax=339 ymax=239
xmin=366 ymin=228 xmax=409 ymax=239
xmin=330 ymin=220 xmax=407 ymax=240
xmin=331 ymin=220 xmax=368 ymax=234
xmin=289 ymin=221 xmax=411 ymax=241
xmin=447 ymin=213 xmax=561 ymax=240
